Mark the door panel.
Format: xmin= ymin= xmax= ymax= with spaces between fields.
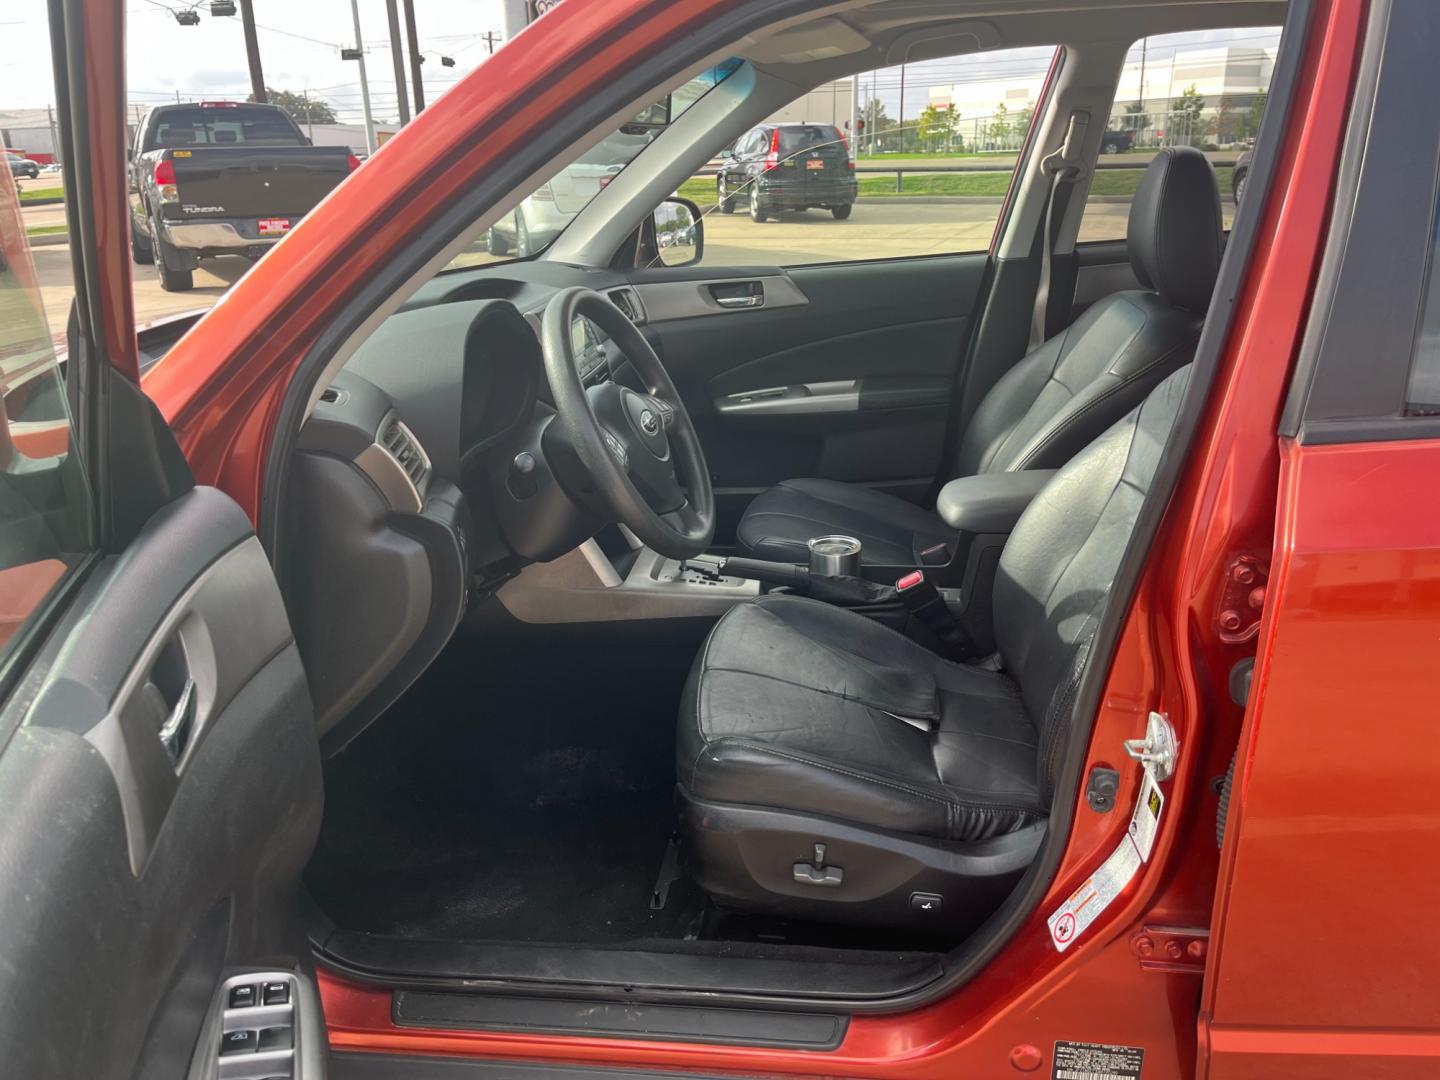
xmin=626 ymin=254 xmax=987 ymax=542
xmin=0 ymin=488 xmax=324 ymax=1078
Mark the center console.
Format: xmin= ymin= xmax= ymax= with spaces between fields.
xmin=493 ymin=528 xmax=760 ymax=625
xmin=491 ymin=471 xmax=1054 ymax=638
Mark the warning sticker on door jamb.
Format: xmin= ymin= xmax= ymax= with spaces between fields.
xmin=1046 ymin=766 xmax=1165 ymax=953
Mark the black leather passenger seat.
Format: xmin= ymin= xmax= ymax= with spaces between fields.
xmin=735 ymin=146 xmax=1221 ymax=568
xmin=678 ymin=365 xmax=1195 ymax=933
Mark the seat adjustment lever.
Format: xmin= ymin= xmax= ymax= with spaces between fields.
xmin=793 ymin=843 xmax=843 ymax=887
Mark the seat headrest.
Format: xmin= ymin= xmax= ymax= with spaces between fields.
xmin=1125 ymin=146 xmax=1222 ymax=314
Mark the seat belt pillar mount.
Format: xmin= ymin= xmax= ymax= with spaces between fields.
xmin=1030 ymin=109 xmax=1091 ymax=350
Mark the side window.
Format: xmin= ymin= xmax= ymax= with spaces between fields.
xmin=1 ymin=37 xmax=95 ymax=656
xmin=1077 ymin=27 xmax=1282 ymax=243
xmin=688 ymin=46 xmax=1058 ymax=268
xmin=1408 ymin=197 xmax=1440 ymax=416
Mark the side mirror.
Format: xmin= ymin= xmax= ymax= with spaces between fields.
xmin=650 ymin=197 xmax=703 ymax=268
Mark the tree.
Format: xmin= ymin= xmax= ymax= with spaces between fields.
xmin=1009 ymin=105 xmax=1034 ymax=142
xmin=985 ymin=102 xmax=1009 ymax=148
xmin=916 ymin=103 xmax=956 ymax=152
xmin=248 ymin=88 xmax=336 ymax=127
xmin=858 ymin=97 xmax=897 ymax=153
xmin=1124 ymin=99 xmax=1149 ymax=132
xmin=1236 ymin=89 xmax=1268 ymax=142
xmin=1173 ymin=83 xmax=1206 ymax=145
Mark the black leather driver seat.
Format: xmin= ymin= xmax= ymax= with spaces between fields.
xmin=734 ymin=146 xmax=1221 ymax=567
xmin=678 ymin=366 xmax=1192 ymax=932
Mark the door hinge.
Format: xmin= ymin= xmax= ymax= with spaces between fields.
xmin=1215 ymin=553 xmax=1269 ymax=643
xmin=1124 ymin=711 xmax=1178 ymax=781
xmin=1131 ymin=925 xmax=1208 ymax=973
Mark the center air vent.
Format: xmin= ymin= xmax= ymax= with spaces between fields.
xmin=379 ymin=416 xmax=431 ymax=494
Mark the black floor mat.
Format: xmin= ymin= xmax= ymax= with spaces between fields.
xmin=307 ymin=637 xmax=709 ymax=945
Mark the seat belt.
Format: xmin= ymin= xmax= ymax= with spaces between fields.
xmin=1029 ymin=110 xmax=1090 ymax=350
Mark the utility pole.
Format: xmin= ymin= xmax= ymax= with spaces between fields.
xmin=384 ymin=0 xmax=411 ymax=124
xmin=402 ymin=0 xmax=425 ymax=112
xmin=1137 ymin=36 xmax=1148 ymax=143
xmin=897 ymin=62 xmax=906 ymax=153
xmin=47 ymin=105 xmax=61 ymax=166
xmin=482 ymin=31 xmax=501 ymax=54
xmin=850 ymin=75 xmax=857 ymax=161
xmin=348 ymin=0 xmax=377 ymax=154
xmin=302 ymin=87 xmax=314 ymax=140
xmin=238 ymin=0 xmax=266 ymax=103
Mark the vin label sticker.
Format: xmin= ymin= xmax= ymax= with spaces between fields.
xmin=1053 ymin=1040 xmax=1144 ymax=1079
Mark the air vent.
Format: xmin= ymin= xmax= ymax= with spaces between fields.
xmin=319 ymin=385 xmax=346 ymax=404
xmin=379 ymin=416 xmax=431 ymax=494
xmin=608 ymin=288 xmax=645 ymax=324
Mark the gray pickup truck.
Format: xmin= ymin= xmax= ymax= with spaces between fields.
xmin=129 ymin=101 xmax=357 ymax=291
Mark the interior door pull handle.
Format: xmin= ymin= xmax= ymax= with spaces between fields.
xmin=158 ymin=677 xmax=197 ymax=764
xmin=715 ymin=294 xmax=762 ymax=308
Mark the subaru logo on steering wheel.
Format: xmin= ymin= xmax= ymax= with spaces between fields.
xmin=640 ymin=409 xmax=660 ymax=436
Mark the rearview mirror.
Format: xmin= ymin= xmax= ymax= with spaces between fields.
xmin=651 ymin=197 xmax=702 ymax=268
xmin=622 ymin=95 xmax=672 ymax=134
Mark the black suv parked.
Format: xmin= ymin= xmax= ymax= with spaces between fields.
xmin=716 ymin=122 xmax=857 ymax=222
xmin=6 ymin=155 xmax=40 ymax=180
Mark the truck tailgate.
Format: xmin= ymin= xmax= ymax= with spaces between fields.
xmin=168 ymin=146 xmax=352 ymax=217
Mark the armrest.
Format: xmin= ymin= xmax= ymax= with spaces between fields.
xmin=936 ymin=470 xmax=1056 ymax=534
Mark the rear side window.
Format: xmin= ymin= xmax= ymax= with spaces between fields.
xmin=151 ymin=105 xmax=302 ymax=148
xmin=1078 ymin=27 xmax=1282 ymax=242
xmin=778 ymin=126 xmax=843 ymax=154
xmin=1408 ymin=200 xmax=1440 ymax=415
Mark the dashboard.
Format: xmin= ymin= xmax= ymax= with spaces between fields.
xmin=283 ymin=263 xmax=650 ymax=751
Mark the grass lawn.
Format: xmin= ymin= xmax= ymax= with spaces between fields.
xmin=19 ymin=187 xmax=65 ymax=204
xmin=24 ymin=224 xmax=68 ymax=237
xmin=681 ymin=167 xmax=1231 ymax=203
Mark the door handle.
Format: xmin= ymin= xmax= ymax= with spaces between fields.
xmin=708 ymin=280 xmax=764 ymax=309
xmin=158 ymin=676 xmax=197 ymax=765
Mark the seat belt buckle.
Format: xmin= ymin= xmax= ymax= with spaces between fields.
xmin=897 ymin=571 xmax=974 ymax=660
xmin=896 ymin=569 xmax=942 ymax=608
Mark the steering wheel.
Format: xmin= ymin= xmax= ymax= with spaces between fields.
xmin=540 ymin=286 xmax=715 ymax=559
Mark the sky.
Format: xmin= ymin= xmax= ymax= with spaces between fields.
xmin=1 ymin=0 xmax=509 ymax=125
xmin=1 ymin=8 xmax=1281 ymax=129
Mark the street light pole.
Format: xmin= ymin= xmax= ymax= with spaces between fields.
xmin=384 ymin=0 xmax=411 ymax=125
xmin=238 ymin=0 xmax=266 ymax=102
xmin=402 ymin=0 xmax=425 ymax=112
xmin=348 ymin=0 xmax=377 ymax=154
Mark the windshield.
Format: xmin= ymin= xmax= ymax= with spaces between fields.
xmin=445 ymin=59 xmax=741 ymax=269
xmin=149 ymin=105 xmax=303 ymax=148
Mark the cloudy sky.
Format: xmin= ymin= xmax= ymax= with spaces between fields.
xmin=1 ymin=7 xmax=1280 ymax=129
xmin=1 ymin=1 xmax=509 ymax=125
